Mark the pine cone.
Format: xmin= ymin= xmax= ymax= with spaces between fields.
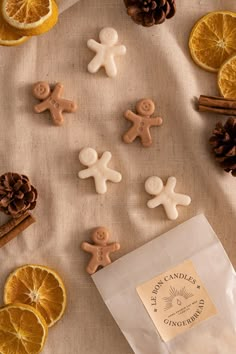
xmin=124 ymin=0 xmax=176 ymax=27
xmin=0 ymin=173 xmax=38 ymax=217
xmin=209 ymin=118 xmax=236 ymax=177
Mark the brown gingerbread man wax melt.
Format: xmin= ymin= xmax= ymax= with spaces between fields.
xmin=81 ymin=227 xmax=120 ymax=275
xmin=123 ymin=98 xmax=163 ymax=147
xmin=33 ymin=82 xmax=77 ymax=126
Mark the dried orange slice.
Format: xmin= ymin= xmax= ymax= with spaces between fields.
xmin=0 ymin=303 xmax=47 ymax=354
xmin=4 ymin=264 xmax=67 ymax=327
xmin=0 ymin=11 xmax=28 ymax=46
xmin=189 ymin=11 xmax=236 ymax=72
xmin=2 ymin=0 xmax=58 ymax=36
xmin=218 ymin=54 xmax=236 ymax=99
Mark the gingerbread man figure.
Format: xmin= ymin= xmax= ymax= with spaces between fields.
xmin=81 ymin=227 xmax=120 ymax=274
xmin=33 ymin=81 xmax=77 ymax=126
xmin=87 ymin=27 xmax=126 ymax=78
xmin=145 ymin=176 xmax=191 ymax=220
xmin=123 ymin=98 xmax=163 ymax=147
xmin=78 ymin=147 xmax=122 ymax=194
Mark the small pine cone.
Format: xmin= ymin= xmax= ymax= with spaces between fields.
xmin=124 ymin=0 xmax=176 ymax=27
xmin=0 ymin=173 xmax=38 ymax=218
xmin=209 ymin=118 xmax=236 ymax=177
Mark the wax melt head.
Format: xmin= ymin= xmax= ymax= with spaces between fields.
xmin=79 ymin=147 xmax=98 ymax=167
xmin=145 ymin=176 xmax=163 ymax=195
xmin=136 ymin=98 xmax=155 ymax=116
xmin=33 ymin=82 xmax=51 ymax=100
xmin=92 ymin=227 xmax=110 ymax=245
xmin=99 ymin=27 xmax=118 ymax=46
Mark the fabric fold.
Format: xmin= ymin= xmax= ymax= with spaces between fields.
xmin=58 ymin=0 xmax=80 ymax=14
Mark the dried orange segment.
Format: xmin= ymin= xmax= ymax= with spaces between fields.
xmin=189 ymin=11 xmax=236 ymax=72
xmin=2 ymin=0 xmax=58 ymax=36
xmin=4 ymin=265 xmax=67 ymax=327
xmin=0 ymin=11 xmax=28 ymax=46
xmin=0 ymin=304 xmax=47 ymax=354
xmin=218 ymin=55 xmax=236 ymax=99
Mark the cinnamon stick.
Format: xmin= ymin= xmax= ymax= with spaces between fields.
xmin=0 ymin=212 xmax=36 ymax=248
xmin=198 ymin=95 xmax=236 ymax=116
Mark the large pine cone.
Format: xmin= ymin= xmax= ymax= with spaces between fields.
xmin=209 ymin=118 xmax=236 ymax=177
xmin=0 ymin=173 xmax=38 ymax=217
xmin=124 ymin=0 xmax=176 ymax=27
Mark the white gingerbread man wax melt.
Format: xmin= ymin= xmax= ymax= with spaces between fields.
xmin=145 ymin=176 xmax=191 ymax=220
xmin=87 ymin=27 xmax=126 ymax=78
xmin=78 ymin=147 xmax=122 ymax=194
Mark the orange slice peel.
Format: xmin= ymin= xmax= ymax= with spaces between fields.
xmin=4 ymin=264 xmax=67 ymax=327
xmin=218 ymin=54 xmax=236 ymax=99
xmin=0 ymin=303 xmax=48 ymax=354
xmin=189 ymin=11 xmax=236 ymax=72
xmin=2 ymin=0 xmax=58 ymax=36
xmin=0 ymin=11 xmax=28 ymax=46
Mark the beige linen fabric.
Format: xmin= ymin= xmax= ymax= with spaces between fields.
xmin=0 ymin=1 xmax=235 ymax=353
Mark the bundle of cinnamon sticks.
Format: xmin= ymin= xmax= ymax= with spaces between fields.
xmin=0 ymin=212 xmax=35 ymax=248
xmin=198 ymin=95 xmax=236 ymax=116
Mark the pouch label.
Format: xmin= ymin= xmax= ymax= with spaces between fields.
xmin=136 ymin=260 xmax=217 ymax=342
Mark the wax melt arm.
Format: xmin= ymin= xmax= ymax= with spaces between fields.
xmin=113 ymin=45 xmax=126 ymax=56
xmin=78 ymin=169 xmax=93 ymax=179
xmin=124 ymin=110 xmax=138 ymax=122
xmin=151 ymin=117 xmax=163 ymax=126
xmin=81 ymin=242 xmax=94 ymax=252
xmin=87 ymin=39 xmax=101 ymax=51
xmin=53 ymin=83 xmax=64 ymax=97
xmin=100 ymin=151 xmax=112 ymax=164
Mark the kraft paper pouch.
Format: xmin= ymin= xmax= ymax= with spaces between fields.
xmin=92 ymin=215 xmax=236 ymax=354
